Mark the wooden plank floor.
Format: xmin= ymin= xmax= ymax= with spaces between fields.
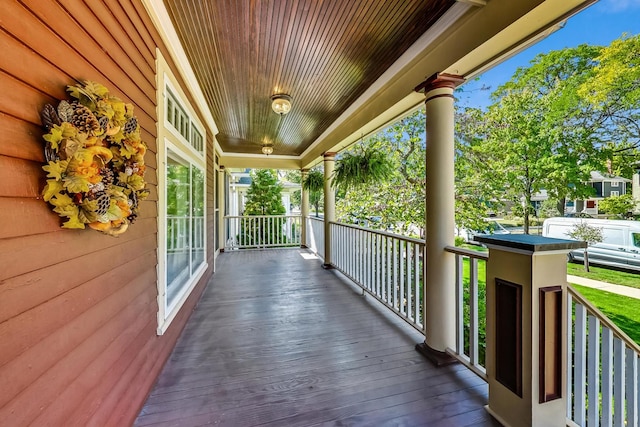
xmin=135 ymin=249 xmax=499 ymax=427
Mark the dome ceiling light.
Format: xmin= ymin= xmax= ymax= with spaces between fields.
xmin=261 ymin=142 xmax=274 ymax=155
xmin=271 ymin=94 xmax=292 ymax=115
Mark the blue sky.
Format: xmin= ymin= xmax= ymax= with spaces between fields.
xmin=458 ymin=0 xmax=640 ymax=108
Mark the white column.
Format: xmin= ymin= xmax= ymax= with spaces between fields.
xmin=323 ymin=153 xmax=336 ymax=268
xmin=416 ymin=73 xmax=464 ymax=364
xmin=301 ymin=169 xmax=309 ymax=248
xmin=218 ymin=166 xmax=226 ymax=252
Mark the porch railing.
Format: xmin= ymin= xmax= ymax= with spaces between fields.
xmin=224 ymin=215 xmax=301 ymax=249
xmin=330 ymin=222 xmax=425 ymax=332
xmin=305 ymin=216 xmax=324 ymax=259
xmin=445 ymin=246 xmax=489 ymax=380
xmin=567 ymin=285 xmax=640 ymax=427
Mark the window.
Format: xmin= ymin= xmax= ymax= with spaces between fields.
xmin=611 ymin=181 xmax=619 ymax=187
xmin=165 ymin=149 xmax=205 ymax=310
xmin=157 ymin=52 xmax=207 ymax=334
xmin=633 ymin=233 xmax=640 ymax=248
xmin=610 ymin=191 xmax=619 ymax=197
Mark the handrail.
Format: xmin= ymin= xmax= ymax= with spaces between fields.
xmin=329 ymin=220 xmax=425 ymax=245
xmin=444 ymin=245 xmax=489 ymax=261
xmin=568 ymin=284 xmax=640 ymax=355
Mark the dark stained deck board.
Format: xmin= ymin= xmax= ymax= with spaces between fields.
xmin=135 ymin=249 xmax=498 ymax=427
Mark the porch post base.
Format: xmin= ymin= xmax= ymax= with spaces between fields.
xmin=300 ymin=244 xmax=308 ymax=249
xmin=322 ymin=263 xmax=333 ymax=269
xmin=484 ymin=405 xmax=511 ymax=427
xmin=415 ymin=342 xmax=458 ymax=367
xmin=220 ymin=248 xmax=225 ymax=253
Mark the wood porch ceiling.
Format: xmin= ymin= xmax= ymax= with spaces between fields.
xmin=163 ymin=0 xmax=456 ymax=156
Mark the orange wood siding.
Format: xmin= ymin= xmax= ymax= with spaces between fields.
xmin=0 ymin=1 xmax=214 ymax=425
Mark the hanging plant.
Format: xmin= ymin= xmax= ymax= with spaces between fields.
xmin=333 ymin=148 xmax=393 ymax=191
xmin=40 ymin=80 xmax=149 ymax=236
xmin=302 ymin=169 xmax=324 ymax=194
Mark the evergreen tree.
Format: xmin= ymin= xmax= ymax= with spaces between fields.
xmin=244 ymin=169 xmax=286 ymax=215
xmin=241 ymin=169 xmax=286 ymax=247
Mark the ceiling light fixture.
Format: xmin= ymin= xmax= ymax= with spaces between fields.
xmin=261 ymin=143 xmax=274 ymax=155
xmin=271 ymin=94 xmax=292 ymax=115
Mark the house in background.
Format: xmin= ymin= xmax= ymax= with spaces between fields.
xmin=567 ymin=171 xmax=633 ymax=215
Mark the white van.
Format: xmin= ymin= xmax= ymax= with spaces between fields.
xmin=542 ymin=217 xmax=640 ymax=271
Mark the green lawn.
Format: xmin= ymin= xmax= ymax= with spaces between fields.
xmin=567 ymin=262 xmax=640 ymax=289
xmin=571 ymin=284 xmax=640 ymax=346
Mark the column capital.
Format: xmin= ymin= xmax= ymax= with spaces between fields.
xmin=301 ymin=168 xmax=309 ymax=173
xmin=415 ymin=72 xmax=465 ymax=94
xmin=219 ymin=165 xmax=225 ymax=171
xmin=323 ymin=152 xmax=338 ymax=159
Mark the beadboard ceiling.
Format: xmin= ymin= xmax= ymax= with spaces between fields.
xmin=163 ymin=0 xmax=456 ymax=156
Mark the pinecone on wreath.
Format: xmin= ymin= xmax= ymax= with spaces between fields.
xmin=99 ymin=168 xmax=115 ymax=185
xmin=71 ymin=104 xmax=100 ymax=135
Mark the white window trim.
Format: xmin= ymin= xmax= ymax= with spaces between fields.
xmin=156 ymin=50 xmax=208 ymax=335
xmin=610 ymin=180 xmax=619 ymax=187
xmin=164 ymin=77 xmax=206 ymax=161
xmin=610 ymin=190 xmax=620 ymax=197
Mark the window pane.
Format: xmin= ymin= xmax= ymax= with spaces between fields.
xmin=192 ymin=166 xmax=205 ymax=268
xmin=166 ymin=153 xmax=191 ymax=307
xmin=167 ymin=98 xmax=174 ymax=126
xmin=633 ymin=233 xmax=640 ymax=248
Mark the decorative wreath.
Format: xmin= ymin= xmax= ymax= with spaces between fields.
xmin=40 ymin=80 xmax=149 ymax=236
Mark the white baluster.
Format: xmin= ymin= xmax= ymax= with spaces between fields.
xmin=626 ymin=348 xmax=638 ymax=427
xmin=587 ymin=315 xmax=600 ymax=426
xmin=574 ymin=303 xmax=587 ymax=426
xmin=614 ymin=338 xmax=625 ymax=427
xmin=601 ymin=326 xmax=614 ymax=426
xmin=470 ymin=257 xmax=479 ymax=365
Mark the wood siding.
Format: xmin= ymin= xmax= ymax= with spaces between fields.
xmin=0 ymin=1 xmax=214 ymax=425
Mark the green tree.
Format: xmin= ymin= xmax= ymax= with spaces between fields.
xmin=457 ymin=37 xmax=640 ymax=230
xmin=244 ymin=169 xmax=285 ymax=215
xmin=241 ymin=169 xmax=286 ymax=246
xmin=567 ymin=222 xmax=603 ymax=272
xmin=455 ymin=106 xmax=506 ymax=231
xmin=335 ymin=111 xmax=426 ymax=236
xmin=579 ymin=34 xmax=640 ymax=170
xmin=599 ymin=194 xmax=637 ymax=218
xmin=335 ymin=108 xmax=494 ymax=237
xmin=464 ymin=90 xmax=554 ymax=233
xmin=489 ymin=45 xmax=606 ymax=217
